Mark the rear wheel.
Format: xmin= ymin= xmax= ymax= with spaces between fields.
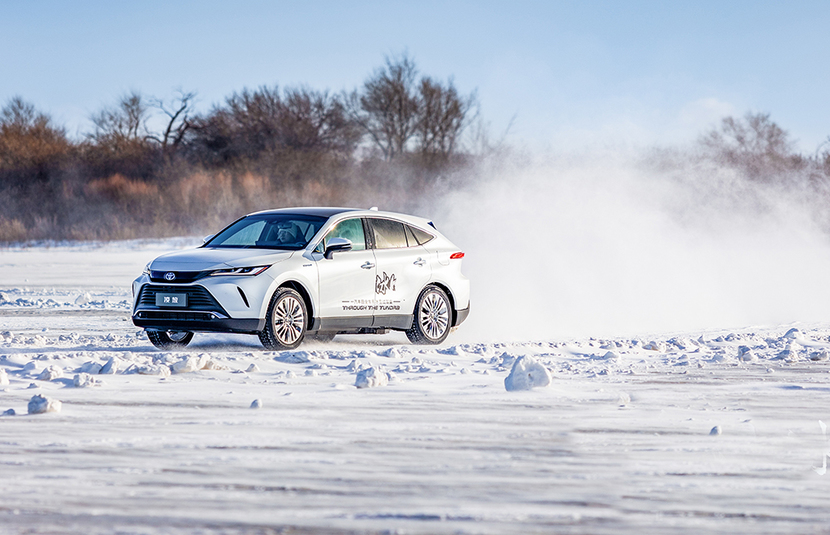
xmin=259 ymin=287 xmax=307 ymax=350
xmin=406 ymin=285 xmax=452 ymax=345
xmin=147 ymin=330 xmax=193 ymax=349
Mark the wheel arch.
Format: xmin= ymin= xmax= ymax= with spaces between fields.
xmin=427 ymin=281 xmax=457 ymax=328
xmin=277 ymin=280 xmax=315 ymax=325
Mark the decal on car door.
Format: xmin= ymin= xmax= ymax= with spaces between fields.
xmin=375 ymin=272 xmax=397 ymax=295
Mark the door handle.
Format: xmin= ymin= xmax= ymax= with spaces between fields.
xmin=361 ymin=262 xmax=375 ymax=269
xmin=414 ymin=258 xmax=426 ymax=266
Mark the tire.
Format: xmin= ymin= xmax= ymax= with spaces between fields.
xmin=406 ymin=285 xmax=452 ymax=345
xmin=259 ymin=287 xmax=307 ymax=350
xmin=147 ymin=330 xmax=194 ymax=349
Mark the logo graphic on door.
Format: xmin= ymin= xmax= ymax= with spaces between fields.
xmin=375 ymin=272 xmax=397 ymax=295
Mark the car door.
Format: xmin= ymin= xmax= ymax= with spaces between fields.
xmin=313 ymin=217 xmax=376 ymax=328
xmin=367 ymin=218 xmax=432 ymax=328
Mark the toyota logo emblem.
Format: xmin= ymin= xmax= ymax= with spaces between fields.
xmin=164 ymin=272 xmax=176 ymax=281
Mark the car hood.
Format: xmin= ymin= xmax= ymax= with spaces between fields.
xmin=150 ymin=248 xmax=296 ymax=272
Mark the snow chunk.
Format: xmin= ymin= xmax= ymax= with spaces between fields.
xmin=245 ymin=363 xmax=260 ymax=373
xmin=2 ymin=409 xmax=15 ymax=416
xmin=202 ymin=359 xmax=228 ymax=371
xmin=504 ymin=356 xmax=552 ymax=391
xmin=73 ymin=373 xmax=101 ymax=388
xmin=126 ymin=364 xmax=171 ymax=377
xmin=74 ymin=292 xmax=91 ymax=306
xmin=172 ymin=355 xmax=208 ymax=374
xmin=28 ymin=394 xmax=61 ymax=414
xmin=37 ymin=365 xmax=63 ymax=381
xmin=709 ymin=426 xmax=722 ymax=436
xmin=250 ymin=399 xmax=263 ymax=409
xmin=100 ymin=357 xmax=119 ymax=374
xmin=737 ymin=346 xmax=757 ymax=362
xmin=642 ymin=341 xmax=665 ymax=352
xmin=79 ymin=361 xmax=103 ymax=374
xmin=355 ymin=366 xmax=389 ymax=389
xmin=0 ymin=368 xmax=8 ymax=386
xmin=783 ymin=328 xmax=800 ymax=339
xmin=809 ymin=351 xmax=829 ymax=362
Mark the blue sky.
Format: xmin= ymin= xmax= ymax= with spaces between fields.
xmin=2 ymin=0 xmax=829 ymax=151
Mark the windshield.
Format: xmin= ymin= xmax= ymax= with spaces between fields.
xmin=205 ymin=214 xmax=328 ymax=250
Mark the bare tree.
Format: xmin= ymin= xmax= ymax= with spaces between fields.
xmin=350 ymin=54 xmax=420 ymax=161
xmin=146 ymin=90 xmax=196 ymax=160
xmin=0 ymin=97 xmax=70 ymax=178
xmin=191 ymin=86 xmax=360 ymax=163
xmin=415 ymin=77 xmax=476 ymax=162
xmin=700 ymin=112 xmax=802 ymax=179
xmin=88 ymin=92 xmax=149 ymax=152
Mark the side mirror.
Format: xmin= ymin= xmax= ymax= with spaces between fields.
xmin=203 ymin=234 xmax=215 ymax=244
xmin=324 ymin=237 xmax=352 ymax=259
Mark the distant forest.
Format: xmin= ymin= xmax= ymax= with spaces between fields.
xmin=2 ymin=54 xmax=830 ymax=242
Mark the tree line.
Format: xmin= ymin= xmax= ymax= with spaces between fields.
xmin=3 ymin=53 xmax=830 ymax=243
xmin=0 ymin=55 xmax=480 ymax=241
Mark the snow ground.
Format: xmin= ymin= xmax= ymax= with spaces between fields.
xmin=2 ymin=240 xmax=830 ymax=534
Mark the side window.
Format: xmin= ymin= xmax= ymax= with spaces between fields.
xmin=323 ymin=218 xmax=366 ymax=251
xmin=370 ymin=219 xmax=408 ymax=249
xmin=408 ymin=225 xmax=435 ymax=245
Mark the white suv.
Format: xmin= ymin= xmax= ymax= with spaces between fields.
xmin=132 ymin=208 xmax=470 ymax=349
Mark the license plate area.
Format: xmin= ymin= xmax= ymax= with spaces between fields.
xmin=155 ymin=293 xmax=187 ymax=307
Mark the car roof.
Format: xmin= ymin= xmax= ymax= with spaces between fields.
xmin=247 ymin=207 xmax=435 ymax=227
xmin=248 ymin=207 xmax=359 ymax=218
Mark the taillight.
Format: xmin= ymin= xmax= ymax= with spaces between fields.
xmin=450 ymin=252 xmax=465 ymax=260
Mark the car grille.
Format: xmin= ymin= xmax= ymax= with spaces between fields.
xmin=149 ymin=270 xmax=209 ymax=283
xmin=134 ymin=310 xmax=219 ymax=321
xmin=136 ymin=285 xmax=228 ymax=316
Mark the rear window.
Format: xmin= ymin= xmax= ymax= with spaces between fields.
xmin=370 ymin=219 xmax=408 ymax=249
xmin=408 ymin=225 xmax=434 ymax=245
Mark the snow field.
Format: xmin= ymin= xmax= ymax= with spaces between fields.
xmin=3 ymin=239 xmax=830 ymax=533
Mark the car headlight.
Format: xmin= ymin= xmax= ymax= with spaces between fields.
xmin=143 ymin=262 xmax=151 ymax=275
xmin=209 ymin=265 xmax=271 ymax=276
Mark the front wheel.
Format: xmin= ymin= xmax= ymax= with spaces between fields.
xmin=259 ymin=287 xmax=307 ymax=350
xmin=406 ymin=285 xmax=452 ymax=345
xmin=147 ymin=330 xmax=194 ymax=349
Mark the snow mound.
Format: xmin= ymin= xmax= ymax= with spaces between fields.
xmin=250 ymin=399 xmax=263 ymax=409
xmin=381 ymin=347 xmax=402 ymax=359
xmin=245 ymin=363 xmax=260 ymax=373
xmin=504 ymin=356 xmax=552 ymax=391
xmin=275 ymin=351 xmax=311 ymax=363
xmin=355 ymin=366 xmax=389 ymax=389
xmin=710 ymin=425 xmax=722 ymax=436
xmin=37 ymin=365 xmax=63 ymax=381
xmin=126 ymin=364 xmax=171 ymax=377
xmin=74 ymin=292 xmax=92 ymax=306
xmin=2 ymin=408 xmax=15 ymax=416
xmin=28 ymin=394 xmax=61 ymax=414
xmin=0 ymin=368 xmax=8 ymax=386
